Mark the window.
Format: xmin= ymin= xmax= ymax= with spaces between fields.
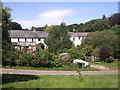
xmin=32 ymin=38 xmax=34 ymax=42
xmin=38 ymin=38 xmax=41 ymax=41
xmin=18 ymin=38 xmax=19 ymax=42
xmin=79 ymin=37 xmax=81 ymax=40
xmin=25 ymin=38 xmax=26 ymax=42
xmin=73 ymin=38 xmax=75 ymax=41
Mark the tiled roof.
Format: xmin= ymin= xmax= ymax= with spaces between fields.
xmin=9 ymin=30 xmax=88 ymax=38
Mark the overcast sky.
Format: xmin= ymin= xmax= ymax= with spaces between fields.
xmin=4 ymin=2 xmax=118 ymax=29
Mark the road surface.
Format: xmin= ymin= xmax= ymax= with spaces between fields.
xmin=0 ymin=68 xmax=119 ymax=75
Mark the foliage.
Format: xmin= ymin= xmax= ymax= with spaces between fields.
xmin=99 ymin=45 xmax=113 ymax=62
xmin=44 ymin=25 xmax=54 ymax=31
xmin=92 ymin=47 xmax=100 ymax=57
xmin=66 ymin=15 xmax=111 ymax=32
xmin=1 ymin=1 xmax=11 ymax=42
xmin=62 ymin=45 xmax=93 ymax=62
xmin=67 ymin=23 xmax=79 ymax=32
xmin=67 ymin=47 xmax=85 ymax=61
xmin=17 ymin=45 xmax=63 ymax=68
xmin=9 ymin=22 xmax=22 ymax=30
xmin=77 ymin=45 xmax=92 ymax=56
xmin=111 ymin=25 xmax=120 ymax=36
xmin=57 ymin=48 xmax=69 ymax=54
xmin=64 ymin=15 xmax=111 ymax=32
xmin=17 ymin=51 xmax=33 ymax=66
xmin=82 ymin=19 xmax=110 ymax=32
xmin=33 ymin=25 xmax=48 ymax=31
xmin=83 ymin=30 xmax=118 ymax=49
xmin=106 ymin=56 xmax=114 ymax=63
xmin=1 ymin=1 xmax=18 ymax=66
xmin=83 ymin=30 xmax=118 ymax=60
xmin=45 ymin=22 xmax=73 ymax=53
xmin=2 ymin=42 xmax=21 ymax=66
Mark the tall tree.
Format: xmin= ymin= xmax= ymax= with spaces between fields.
xmin=9 ymin=21 xmax=22 ymax=30
xmin=1 ymin=1 xmax=19 ymax=66
xmin=82 ymin=15 xmax=111 ymax=32
xmin=2 ymin=2 xmax=11 ymax=42
xmin=82 ymin=30 xmax=118 ymax=59
xmin=45 ymin=22 xmax=73 ymax=53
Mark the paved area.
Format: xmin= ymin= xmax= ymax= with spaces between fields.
xmin=90 ymin=65 xmax=110 ymax=70
xmin=0 ymin=68 xmax=119 ymax=75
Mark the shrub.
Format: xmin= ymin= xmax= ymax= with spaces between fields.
xmin=106 ymin=56 xmax=114 ymax=63
xmin=57 ymin=48 xmax=69 ymax=54
xmin=99 ymin=46 xmax=113 ymax=62
xmin=17 ymin=51 xmax=33 ymax=66
xmin=2 ymin=42 xmax=21 ymax=66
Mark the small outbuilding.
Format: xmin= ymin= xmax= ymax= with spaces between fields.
xmin=59 ymin=53 xmax=69 ymax=60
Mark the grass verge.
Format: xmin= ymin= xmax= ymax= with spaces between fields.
xmin=2 ymin=65 xmax=101 ymax=71
xmin=2 ymin=74 xmax=118 ymax=88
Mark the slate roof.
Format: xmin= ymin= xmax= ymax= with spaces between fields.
xmin=9 ymin=30 xmax=49 ymax=38
xmin=68 ymin=32 xmax=88 ymax=37
xmin=9 ymin=30 xmax=88 ymax=38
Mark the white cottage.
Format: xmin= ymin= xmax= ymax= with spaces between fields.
xmin=68 ymin=31 xmax=88 ymax=47
xmin=9 ymin=29 xmax=88 ymax=52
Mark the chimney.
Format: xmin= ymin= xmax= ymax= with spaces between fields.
xmin=73 ymin=29 xmax=76 ymax=33
xmin=31 ymin=26 xmax=36 ymax=31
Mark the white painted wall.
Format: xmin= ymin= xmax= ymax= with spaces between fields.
xmin=70 ymin=36 xmax=84 ymax=47
xmin=11 ymin=36 xmax=85 ymax=50
xmin=11 ymin=38 xmax=18 ymax=42
xmin=19 ymin=38 xmax=25 ymax=42
xmin=36 ymin=38 xmax=45 ymax=44
xmin=26 ymin=38 xmax=33 ymax=42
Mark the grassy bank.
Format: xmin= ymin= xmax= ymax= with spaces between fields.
xmin=2 ymin=74 xmax=118 ymax=88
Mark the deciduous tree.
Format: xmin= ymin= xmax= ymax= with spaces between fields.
xmin=45 ymin=22 xmax=73 ymax=53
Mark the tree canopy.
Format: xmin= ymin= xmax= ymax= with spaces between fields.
xmin=2 ymin=1 xmax=11 ymax=42
xmin=82 ymin=30 xmax=118 ymax=59
xmin=83 ymin=30 xmax=118 ymax=49
xmin=9 ymin=21 xmax=22 ymax=30
xmin=45 ymin=23 xmax=73 ymax=53
xmin=81 ymin=15 xmax=111 ymax=32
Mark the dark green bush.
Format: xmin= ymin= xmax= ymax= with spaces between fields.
xmin=2 ymin=42 xmax=21 ymax=66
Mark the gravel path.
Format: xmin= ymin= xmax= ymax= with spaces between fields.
xmin=0 ymin=68 xmax=119 ymax=75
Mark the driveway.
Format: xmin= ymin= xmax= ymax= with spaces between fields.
xmin=90 ymin=65 xmax=110 ymax=70
xmin=0 ymin=68 xmax=119 ymax=75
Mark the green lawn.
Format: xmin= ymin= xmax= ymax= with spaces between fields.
xmin=2 ymin=74 xmax=118 ymax=88
xmin=91 ymin=62 xmax=119 ymax=70
xmin=2 ymin=65 xmax=101 ymax=71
